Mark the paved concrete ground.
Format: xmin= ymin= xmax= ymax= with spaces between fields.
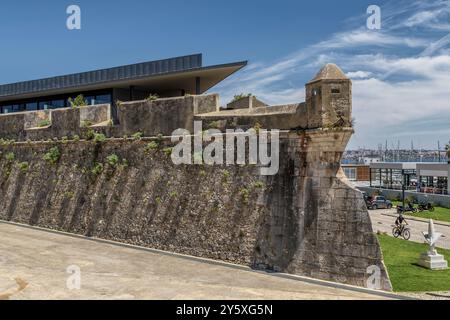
xmin=0 ymin=222 xmax=395 ymax=300
xmin=369 ymin=209 xmax=450 ymax=249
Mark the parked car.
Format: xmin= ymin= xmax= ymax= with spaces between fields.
xmin=369 ymin=196 xmax=393 ymax=210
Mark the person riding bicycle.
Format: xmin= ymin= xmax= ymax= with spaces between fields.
xmin=395 ymin=214 xmax=408 ymax=233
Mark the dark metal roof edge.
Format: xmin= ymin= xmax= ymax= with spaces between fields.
xmin=0 ymin=60 xmax=248 ymax=100
xmin=0 ymin=53 xmax=203 ymax=88
xmin=197 ymin=60 xmax=247 ymax=72
xmin=200 ymin=60 xmax=248 ymax=92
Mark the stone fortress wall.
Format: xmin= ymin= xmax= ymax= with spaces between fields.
xmin=0 ymin=64 xmax=392 ymax=290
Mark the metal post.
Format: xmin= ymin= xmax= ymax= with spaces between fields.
xmin=402 ymin=170 xmax=406 ymax=211
xmin=129 ymin=86 xmax=135 ymax=101
xmin=379 ymin=169 xmax=382 ymax=188
xmin=195 ymin=77 xmax=201 ymax=95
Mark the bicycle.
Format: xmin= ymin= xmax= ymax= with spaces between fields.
xmin=392 ymin=225 xmax=411 ymax=240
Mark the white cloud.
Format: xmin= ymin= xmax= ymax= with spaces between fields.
xmin=350 ymin=58 xmax=450 ymax=148
xmin=346 ymin=71 xmax=372 ymax=79
xmin=405 ymin=10 xmax=444 ymax=27
xmin=420 ymin=33 xmax=450 ymax=56
xmin=314 ymin=30 xmax=427 ymax=49
xmin=403 ymin=4 xmax=450 ymax=29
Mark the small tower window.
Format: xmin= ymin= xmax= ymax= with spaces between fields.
xmin=331 ymin=88 xmax=340 ymax=94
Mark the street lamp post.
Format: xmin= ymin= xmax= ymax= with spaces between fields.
xmin=402 ymin=171 xmax=414 ymax=212
xmin=402 ymin=170 xmax=406 ymax=212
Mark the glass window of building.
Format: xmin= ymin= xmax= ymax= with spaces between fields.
xmin=344 ymin=167 xmax=357 ymax=181
xmin=95 ymin=94 xmax=112 ymax=105
xmin=11 ymin=104 xmax=22 ymax=112
xmin=52 ymin=100 xmax=65 ymax=108
xmin=26 ymin=102 xmax=38 ymax=111
xmin=39 ymin=101 xmax=51 ymax=110
xmin=85 ymin=96 xmax=95 ymax=105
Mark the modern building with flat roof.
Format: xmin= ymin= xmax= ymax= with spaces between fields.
xmin=369 ymin=162 xmax=450 ymax=195
xmin=0 ymin=53 xmax=246 ymax=114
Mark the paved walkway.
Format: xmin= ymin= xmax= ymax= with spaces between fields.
xmin=369 ymin=209 xmax=450 ymax=249
xmin=0 ymin=222 xmax=397 ymax=300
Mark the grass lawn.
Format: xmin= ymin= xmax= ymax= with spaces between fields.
xmin=392 ymin=201 xmax=450 ymax=223
xmin=377 ymin=234 xmax=450 ymax=292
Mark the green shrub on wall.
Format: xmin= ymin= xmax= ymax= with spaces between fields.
xmin=91 ymin=162 xmax=104 ymax=175
xmin=106 ymin=154 xmax=119 ymax=167
xmin=132 ymin=132 xmax=143 ymax=140
xmin=231 ymin=93 xmax=252 ymax=103
xmin=68 ymin=94 xmax=88 ymax=108
xmin=38 ymin=119 xmax=51 ymax=127
xmin=81 ymin=120 xmax=94 ymax=128
xmin=18 ymin=162 xmax=29 ymax=173
xmin=5 ymin=152 xmax=15 ymax=162
xmin=144 ymin=141 xmax=159 ymax=154
xmin=239 ymin=188 xmax=250 ymax=204
xmin=146 ymin=93 xmax=159 ymax=102
xmin=93 ymin=133 xmax=106 ymax=144
xmin=163 ymin=147 xmax=173 ymax=157
xmin=84 ymin=129 xmax=95 ymax=140
xmin=43 ymin=147 xmax=61 ymax=165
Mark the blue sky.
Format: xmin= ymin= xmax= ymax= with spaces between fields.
xmin=1 ymin=0 xmax=450 ymax=149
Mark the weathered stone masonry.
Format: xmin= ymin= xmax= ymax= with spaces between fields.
xmin=0 ymin=64 xmax=392 ymax=290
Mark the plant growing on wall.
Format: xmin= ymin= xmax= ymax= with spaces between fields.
xmin=132 ymin=132 xmax=143 ymax=140
xmin=252 ymin=180 xmax=265 ymax=189
xmin=81 ymin=120 xmax=93 ymax=128
xmin=38 ymin=119 xmax=51 ymax=127
xmin=207 ymin=121 xmax=221 ymax=130
xmin=231 ymin=93 xmax=252 ymax=103
xmin=5 ymin=152 xmax=15 ymax=162
xmin=146 ymin=94 xmax=159 ymax=102
xmin=222 ymin=169 xmax=230 ymax=180
xmin=163 ymin=147 xmax=173 ymax=157
xmin=68 ymin=94 xmax=88 ymax=108
xmin=239 ymin=187 xmax=250 ymax=204
xmin=93 ymin=133 xmax=106 ymax=144
xmin=84 ymin=129 xmax=95 ymax=140
xmin=106 ymin=154 xmax=119 ymax=167
xmin=169 ymin=191 xmax=178 ymax=198
xmin=18 ymin=162 xmax=29 ymax=173
xmin=91 ymin=162 xmax=104 ymax=175
xmin=43 ymin=147 xmax=61 ymax=165
xmin=144 ymin=141 xmax=159 ymax=154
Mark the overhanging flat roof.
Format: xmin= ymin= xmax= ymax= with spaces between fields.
xmin=0 ymin=54 xmax=247 ymax=102
xmin=370 ymin=162 xmax=447 ymax=171
xmin=370 ymin=162 xmax=418 ymax=170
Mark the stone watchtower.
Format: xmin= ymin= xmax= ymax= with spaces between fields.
xmin=306 ymin=64 xmax=352 ymax=129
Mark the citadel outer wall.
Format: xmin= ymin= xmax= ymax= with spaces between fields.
xmin=0 ymin=64 xmax=392 ymax=290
